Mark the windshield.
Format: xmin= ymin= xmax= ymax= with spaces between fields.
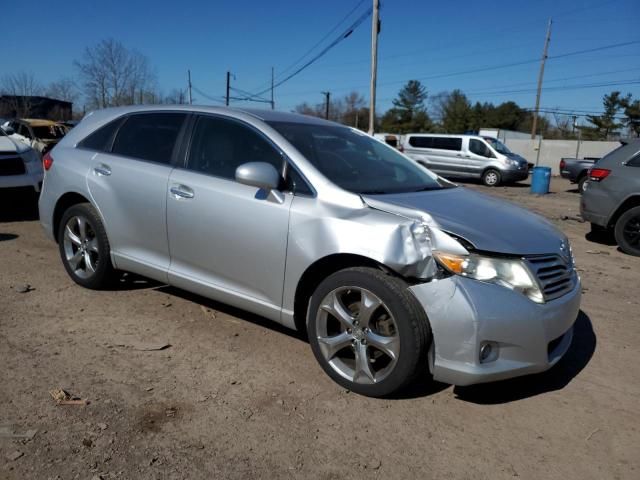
xmin=483 ymin=137 xmax=512 ymax=155
xmin=32 ymin=125 xmax=66 ymax=140
xmin=268 ymin=122 xmax=453 ymax=194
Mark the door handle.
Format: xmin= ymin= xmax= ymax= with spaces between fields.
xmin=456 ymin=154 xmax=462 ymax=157
xmin=94 ymin=164 xmax=111 ymax=176
xmin=464 ymin=155 xmax=471 ymax=158
xmin=170 ymin=184 xmax=194 ymax=199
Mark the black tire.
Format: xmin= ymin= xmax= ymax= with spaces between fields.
xmin=614 ymin=206 xmax=640 ymax=256
xmin=307 ymin=267 xmax=431 ymax=397
xmin=577 ymin=175 xmax=588 ymax=194
xmin=57 ymin=203 xmax=116 ymax=289
xmin=482 ymin=168 xmax=501 ymax=187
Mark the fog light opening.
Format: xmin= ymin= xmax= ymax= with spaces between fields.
xmin=479 ymin=342 xmax=498 ymax=364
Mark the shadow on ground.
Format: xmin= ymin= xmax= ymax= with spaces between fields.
xmin=0 ymin=188 xmax=40 ymax=222
xmin=453 ymin=310 xmax=595 ymax=404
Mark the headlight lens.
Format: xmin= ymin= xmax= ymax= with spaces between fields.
xmin=433 ymin=251 xmax=544 ymax=303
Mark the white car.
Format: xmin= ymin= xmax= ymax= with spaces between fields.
xmin=0 ymin=127 xmax=43 ymax=192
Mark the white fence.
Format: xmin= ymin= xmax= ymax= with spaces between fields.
xmin=504 ymin=139 xmax=620 ymax=175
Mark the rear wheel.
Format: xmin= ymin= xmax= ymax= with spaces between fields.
xmin=614 ymin=206 xmax=640 ymax=256
xmin=57 ymin=203 xmax=116 ymax=289
xmin=482 ymin=169 xmax=501 ymax=187
xmin=308 ymin=267 xmax=431 ymax=397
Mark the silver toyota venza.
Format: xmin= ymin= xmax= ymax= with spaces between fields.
xmin=39 ymin=106 xmax=581 ymax=397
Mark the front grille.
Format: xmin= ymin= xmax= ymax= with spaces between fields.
xmin=0 ymin=157 xmax=26 ymax=176
xmin=526 ymin=254 xmax=576 ymax=301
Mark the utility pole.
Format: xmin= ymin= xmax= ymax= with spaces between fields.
xmin=187 ymin=70 xmax=192 ymax=105
xmin=322 ymin=91 xmax=331 ymax=119
xmin=531 ymin=18 xmax=552 ymax=139
xmin=226 ymin=71 xmax=231 ymax=106
xmin=368 ymin=0 xmax=380 ymax=135
xmin=271 ymin=67 xmax=275 ymax=110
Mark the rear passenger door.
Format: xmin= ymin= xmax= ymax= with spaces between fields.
xmin=86 ymin=112 xmax=188 ymax=282
xmin=421 ymin=137 xmax=464 ymax=175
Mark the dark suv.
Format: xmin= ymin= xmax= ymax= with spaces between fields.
xmin=581 ymin=139 xmax=640 ymax=256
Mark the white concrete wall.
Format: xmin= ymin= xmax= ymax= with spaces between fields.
xmin=504 ymin=139 xmax=620 ymax=175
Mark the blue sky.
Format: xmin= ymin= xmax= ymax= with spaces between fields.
xmin=2 ymin=0 xmax=639 ymax=124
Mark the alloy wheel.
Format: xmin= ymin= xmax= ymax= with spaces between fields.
xmin=62 ymin=215 xmax=100 ymax=279
xmin=622 ymin=214 xmax=640 ymax=247
xmin=315 ymin=287 xmax=400 ymax=385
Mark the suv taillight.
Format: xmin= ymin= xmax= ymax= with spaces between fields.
xmin=588 ymin=168 xmax=610 ymax=182
xmin=559 ymin=159 xmax=566 ymax=170
xmin=43 ymin=152 xmax=53 ymax=171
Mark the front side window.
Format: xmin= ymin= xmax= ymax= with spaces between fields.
xmin=483 ymin=137 xmax=512 ymax=155
xmin=19 ymin=124 xmax=32 ymax=138
xmin=187 ymin=116 xmax=284 ymax=180
xmin=111 ymin=113 xmax=187 ymax=164
xmin=268 ymin=122 xmax=453 ymax=195
xmin=469 ymin=139 xmax=492 ymax=158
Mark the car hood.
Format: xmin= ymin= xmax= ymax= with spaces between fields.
xmin=364 ymin=187 xmax=565 ymax=256
xmin=0 ymin=135 xmax=26 ymax=153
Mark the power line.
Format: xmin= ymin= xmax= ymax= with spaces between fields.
xmin=249 ymin=0 xmax=368 ymax=93
xmin=246 ymin=6 xmax=373 ymax=99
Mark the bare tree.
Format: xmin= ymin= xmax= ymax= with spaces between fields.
xmin=163 ymin=89 xmax=188 ymax=105
xmin=47 ymin=78 xmax=80 ymax=104
xmin=74 ymin=39 xmax=156 ymax=109
xmin=0 ymin=71 xmax=43 ymax=117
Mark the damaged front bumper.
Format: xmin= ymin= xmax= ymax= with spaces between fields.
xmin=409 ymin=275 xmax=581 ymax=386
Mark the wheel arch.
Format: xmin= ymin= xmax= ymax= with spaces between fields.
xmin=52 ymin=192 xmax=94 ymax=243
xmin=293 ymin=253 xmax=390 ymax=336
xmin=608 ymin=195 xmax=640 ymax=228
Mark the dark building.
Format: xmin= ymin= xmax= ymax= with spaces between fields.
xmin=0 ymin=95 xmax=73 ymax=121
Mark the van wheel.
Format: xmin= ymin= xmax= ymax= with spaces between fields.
xmin=482 ymin=169 xmax=501 ymax=186
xmin=57 ymin=203 xmax=116 ymax=289
xmin=614 ymin=206 xmax=640 ymax=256
xmin=307 ymin=267 xmax=431 ymax=397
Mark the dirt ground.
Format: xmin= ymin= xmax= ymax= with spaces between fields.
xmin=1 ymin=177 xmax=638 ymax=480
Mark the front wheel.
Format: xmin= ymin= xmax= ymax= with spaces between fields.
xmin=614 ymin=206 xmax=640 ymax=256
xmin=482 ymin=169 xmax=501 ymax=187
xmin=57 ymin=203 xmax=116 ymax=289
xmin=308 ymin=267 xmax=431 ymax=397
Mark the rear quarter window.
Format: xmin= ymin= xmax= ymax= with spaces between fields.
xmin=78 ymin=118 xmax=123 ymax=152
xmin=627 ymin=153 xmax=640 ymax=167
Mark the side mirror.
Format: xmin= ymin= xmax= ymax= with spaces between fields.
xmin=235 ymin=162 xmax=280 ymax=191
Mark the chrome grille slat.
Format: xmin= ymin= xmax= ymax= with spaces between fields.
xmin=525 ymin=253 xmax=576 ymax=302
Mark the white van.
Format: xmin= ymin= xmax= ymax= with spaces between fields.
xmin=401 ymin=134 xmax=529 ymax=186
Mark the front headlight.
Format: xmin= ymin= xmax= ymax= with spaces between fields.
xmin=433 ymin=251 xmax=544 ymax=303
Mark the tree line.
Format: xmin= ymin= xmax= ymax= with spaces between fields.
xmin=2 ymin=38 xmax=638 ymax=139
xmin=296 ymin=80 xmax=639 ymax=140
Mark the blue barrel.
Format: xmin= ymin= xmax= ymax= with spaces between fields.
xmin=530 ymin=166 xmax=551 ymax=194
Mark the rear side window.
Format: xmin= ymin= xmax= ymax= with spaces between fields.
xmin=408 ymin=136 xmax=461 ymax=151
xmin=78 ymin=119 xmax=122 ymax=152
xmin=111 ymin=113 xmax=187 ymax=164
xmin=187 ymin=116 xmax=284 ymax=180
xmin=409 ymin=136 xmax=433 ymax=148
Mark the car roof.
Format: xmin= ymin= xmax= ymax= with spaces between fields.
xmin=81 ymin=104 xmax=341 ymax=127
xmin=21 ymin=118 xmax=60 ymax=127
